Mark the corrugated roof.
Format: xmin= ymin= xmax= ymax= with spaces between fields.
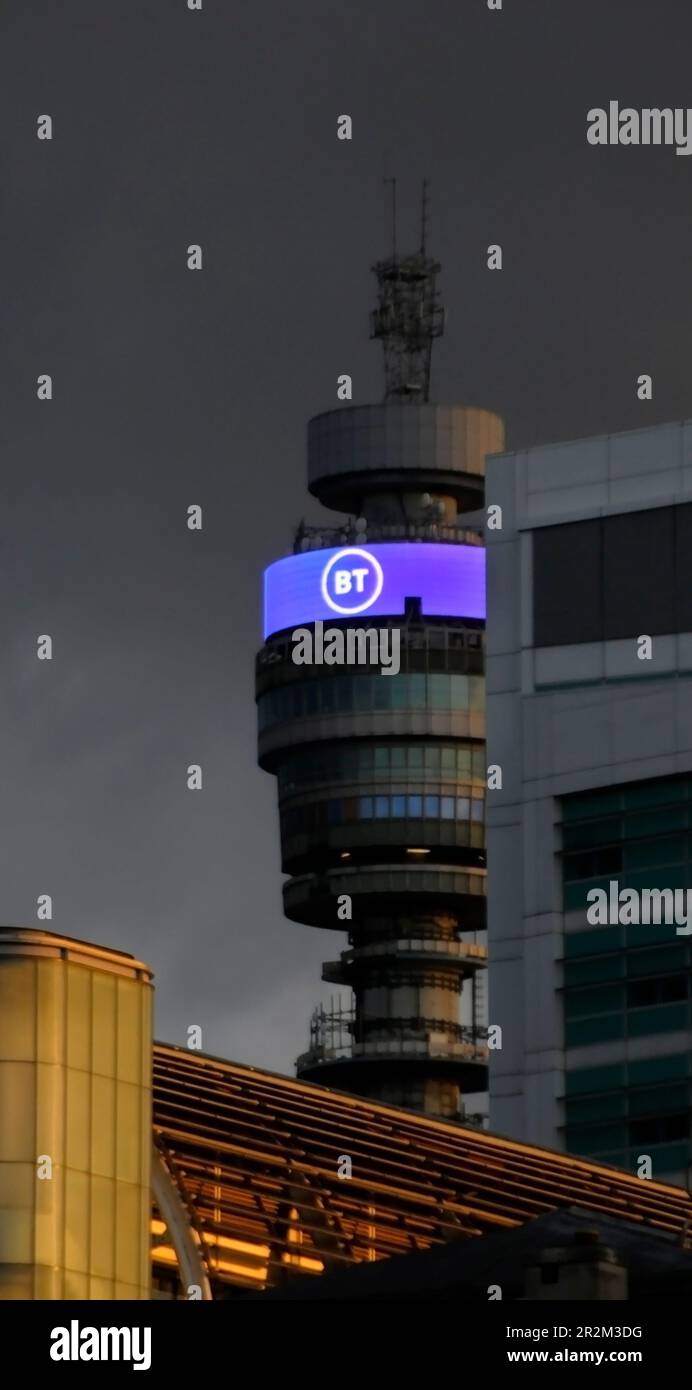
xmin=151 ymin=1043 xmax=692 ymax=1294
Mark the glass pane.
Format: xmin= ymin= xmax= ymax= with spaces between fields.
xmin=629 ymin=1053 xmax=687 ymax=1084
xmin=426 ymin=675 xmax=442 ymax=708
xmin=564 ymin=925 xmax=623 ymax=955
xmin=566 ymin=1015 xmax=624 ymax=1046
xmin=565 ymin=1063 xmax=625 ymax=1095
xmin=624 ymin=808 xmax=686 ymax=836
xmin=623 ymin=835 xmax=685 ymax=869
xmin=408 ymin=795 xmax=422 ymax=817
xmin=441 ymin=796 xmax=455 ymax=819
xmin=354 ymin=678 xmax=370 ymax=710
xmin=627 ymin=945 xmax=688 ymax=976
xmin=564 ymin=789 xmax=621 ymax=821
xmin=469 ymin=676 xmax=483 ymax=709
xmin=409 ymin=675 xmax=426 ymax=705
xmin=564 ymin=984 xmax=625 ymax=1018
xmin=563 ymin=818 xmax=622 ymax=850
xmin=564 ymin=956 xmax=623 ymax=986
xmin=564 ymin=848 xmax=622 ymax=880
xmin=624 ymin=779 xmax=686 ymax=809
xmin=391 ymin=677 xmax=409 ymax=708
xmin=374 ymin=677 xmax=390 ymax=710
xmin=628 ymin=1003 xmax=689 ymax=1036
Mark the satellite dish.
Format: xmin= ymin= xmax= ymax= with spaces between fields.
xmin=355 ymin=516 xmax=367 ymax=532
xmin=421 ymin=492 xmax=431 ymax=506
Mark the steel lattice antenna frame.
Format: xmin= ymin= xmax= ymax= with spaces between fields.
xmin=370 ymin=178 xmax=445 ymax=403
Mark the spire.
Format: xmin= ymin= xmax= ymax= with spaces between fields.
xmin=370 ymin=178 xmax=445 ymax=403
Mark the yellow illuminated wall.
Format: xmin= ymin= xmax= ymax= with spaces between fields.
xmin=0 ymin=929 xmax=153 ymax=1300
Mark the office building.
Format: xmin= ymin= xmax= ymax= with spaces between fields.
xmin=486 ymin=418 xmax=692 ymax=1184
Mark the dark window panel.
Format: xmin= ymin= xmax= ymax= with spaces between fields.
xmin=674 ymin=502 xmax=692 ymax=631
xmin=533 ymin=505 xmax=692 ymax=647
xmin=603 ymin=507 xmax=674 ymax=639
xmin=533 ymin=520 xmax=602 ymax=647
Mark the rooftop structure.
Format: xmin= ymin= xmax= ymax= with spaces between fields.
xmin=150 ymin=1042 xmax=692 ymax=1297
xmin=3 ymin=923 xmax=690 ymax=1301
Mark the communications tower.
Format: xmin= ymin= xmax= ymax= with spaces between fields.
xmin=257 ymin=186 xmax=504 ymax=1119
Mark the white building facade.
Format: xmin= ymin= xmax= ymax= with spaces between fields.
xmin=486 ymin=419 xmax=692 ymax=1184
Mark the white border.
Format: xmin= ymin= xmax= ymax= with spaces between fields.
xmin=320 ymin=547 xmax=384 ymax=616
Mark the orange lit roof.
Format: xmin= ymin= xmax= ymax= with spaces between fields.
xmin=151 ymin=1043 xmax=692 ymax=1295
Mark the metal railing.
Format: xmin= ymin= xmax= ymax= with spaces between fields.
xmin=292 ymin=519 xmax=483 ymax=553
xmin=299 ymin=1004 xmax=489 ymax=1069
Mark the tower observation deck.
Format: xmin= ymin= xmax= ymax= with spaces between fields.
xmin=257 ymin=191 xmax=504 ymax=1120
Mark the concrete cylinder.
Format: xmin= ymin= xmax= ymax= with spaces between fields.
xmin=0 ymin=927 xmax=153 ymax=1300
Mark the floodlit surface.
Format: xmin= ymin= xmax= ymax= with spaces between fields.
xmin=151 ymin=1043 xmax=692 ymax=1297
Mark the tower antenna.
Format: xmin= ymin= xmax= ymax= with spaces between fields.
xmin=420 ymin=177 xmax=429 ymax=255
xmin=370 ymin=179 xmax=444 ymax=402
xmin=384 ymin=176 xmax=397 ymax=259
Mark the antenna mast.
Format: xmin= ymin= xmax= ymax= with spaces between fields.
xmin=370 ymin=178 xmax=444 ymax=403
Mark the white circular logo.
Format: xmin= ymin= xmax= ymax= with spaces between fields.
xmin=320 ymin=547 xmax=384 ymax=615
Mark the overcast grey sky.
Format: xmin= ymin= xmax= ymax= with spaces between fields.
xmin=2 ymin=0 xmax=692 ymax=1072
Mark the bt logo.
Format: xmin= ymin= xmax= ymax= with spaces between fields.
xmin=321 ymin=547 xmax=384 ymax=615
